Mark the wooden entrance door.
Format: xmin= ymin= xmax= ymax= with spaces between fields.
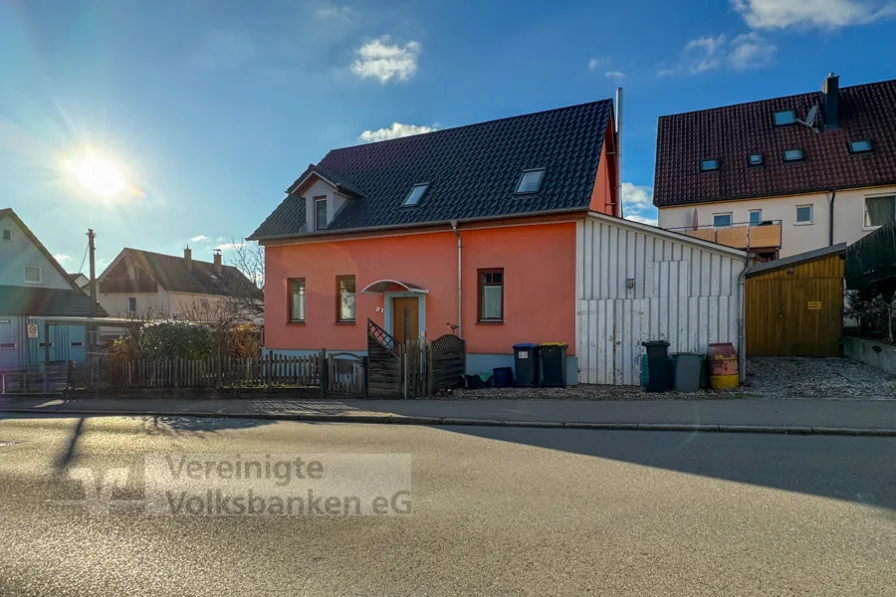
xmin=392 ymin=297 xmax=419 ymax=343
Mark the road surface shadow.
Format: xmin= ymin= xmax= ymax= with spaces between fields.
xmin=441 ymin=426 xmax=896 ymax=512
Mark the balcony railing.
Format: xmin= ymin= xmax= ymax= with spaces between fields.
xmin=99 ymin=278 xmax=158 ymax=294
xmin=668 ymin=220 xmax=782 ymax=251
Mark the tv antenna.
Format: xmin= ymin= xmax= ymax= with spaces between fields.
xmin=797 ymin=104 xmax=819 ymax=132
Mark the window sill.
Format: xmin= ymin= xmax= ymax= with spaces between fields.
xmin=336 ymin=321 xmax=356 ymax=325
xmin=476 ymin=320 xmax=504 ymax=325
xmin=287 ymin=321 xmax=306 ymax=325
xmin=863 ymin=225 xmax=884 ymax=231
xmin=794 ymin=221 xmax=814 ymax=226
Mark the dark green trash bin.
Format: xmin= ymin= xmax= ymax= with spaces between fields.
xmin=540 ymin=342 xmax=568 ymax=387
xmin=513 ymin=343 xmax=540 ymax=387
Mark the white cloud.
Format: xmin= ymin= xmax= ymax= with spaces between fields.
xmin=53 ymin=253 xmax=72 ymax=262
xmin=216 ymin=242 xmax=247 ymax=251
xmin=728 ymin=32 xmax=778 ymax=69
xmin=314 ymin=3 xmax=356 ymax=22
xmin=588 ymin=57 xmax=610 ymax=71
xmin=605 ymin=70 xmax=626 ymax=79
xmin=621 ymin=182 xmax=658 ymax=227
xmin=731 ymin=0 xmax=895 ymax=29
xmin=359 ymin=122 xmax=438 ymax=142
xmin=669 ymin=32 xmax=776 ymax=75
xmin=684 ymin=34 xmax=727 ymax=73
xmin=190 ymin=235 xmax=209 ymax=242
xmin=351 ymin=35 xmax=422 ymax=83
xmin=625 ymin=214 xmax=659 ymax=226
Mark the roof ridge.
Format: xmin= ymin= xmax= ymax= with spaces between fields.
xmin=124 ymin=247 xmax=222 ymax=267
xmin=659 ymin=77 xmax=896 ymax=119
xmin=327 ymin=97 xmax=614 ymax=153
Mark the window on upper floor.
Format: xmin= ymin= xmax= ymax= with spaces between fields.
xmin=288 ymin=278 xmax=306 ymax=323
xmin=783 ymin=148 xmax=805 ymax=162
xmin=700 ymin=159 xmax=719 ymax=172
xmin=748 ymin=153 xmax=763 ymax=167
xmin=713 ymin=213 xmax=732 ymax=228
xmin=849 ymin=139 xmax=873 ymax=154
xmin=864 ymin=195 xmax=896 ymax=228
xmin=2 ymin=229 xmax=11 ymax=242
xmin=314 ymin=197 xmax=327 ymax=231
xmin=795 ymin=205 xmax=814 ymax=225
xmin=749 ymin=210 xmax=762 ymax=226
xmin=24 ymin=265 xmax=41 ymax=284
xmin=774 ymin=110 xmax=796 ymax=126
xmin=403 ymin=184 xmax=428 ymax=207
xmin=515 ymin=169 xmax=545 ymax=194
xmin=337 ymin=275 xmax=356 ymax=323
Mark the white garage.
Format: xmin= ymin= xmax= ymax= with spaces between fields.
xmin=575 ymin=212 xmax=749 ymax=385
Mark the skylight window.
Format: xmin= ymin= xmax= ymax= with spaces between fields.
xmin=748 ymin=153 xmax=763 ymax=166
xmin=700 ymin=159 xmax=719 ymax=172
xmin=774 ymin=110 xmax=796 ymax=126
xmin=403 ymin=183 xmax=428 ymax=207
xmin=783 ymin=148 xmax=805 ymax=162
xmin=849 ymin=139 xmax=872 ymax=154
xmin=515 ymin=169 xmax=545 ymax=194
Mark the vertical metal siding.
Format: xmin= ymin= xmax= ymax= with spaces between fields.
xmin=576 ymin=218 xmax=746 ymax=385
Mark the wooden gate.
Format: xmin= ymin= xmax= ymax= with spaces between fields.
xmin=367 ymin=320 xmax=401 ymax=397
xmin=746 ymin=247 xmax=845 ymax=357
xmin=429 ymin=334 xmax=466 ymax=391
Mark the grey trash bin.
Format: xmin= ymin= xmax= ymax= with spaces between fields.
xmin=673 ymin=353 xmax=702 ymax=393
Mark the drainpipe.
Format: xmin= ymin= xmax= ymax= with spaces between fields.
xmin=614 ymin=87 xmax=623 ymax=218
xmin=450 ymin=220 xmax=462 ymax=338
xmin=737 ymin=262 xmax=748 ymax=384
xmin=828 ymin=189 xmax=837 ymax=246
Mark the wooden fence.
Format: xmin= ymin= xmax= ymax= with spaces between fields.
xmin=70 ymin=351 xmax=365 ymax=396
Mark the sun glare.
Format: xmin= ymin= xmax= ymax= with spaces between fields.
xmin=65 ymin=153 xmax=128 ymax=198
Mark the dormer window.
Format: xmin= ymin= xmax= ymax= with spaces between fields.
xmin=774 ymin=110 xmax=796 ymax=126
xmin=700 ymin=159 xmax=719 ymax=172
xmin=849 ymin=139 xmax=872 ymax=154
xmin=314 ymin=197 xmax=327 ymax=231
xmin=402 ymin=183 xmax=428 ymax=207
xmin=515 ymin=169 xmax=545 ymax=194
xmin=748 ymin=153 xmax=763 ymax=166
xmin=783 ymin=148 xmax=805 ymax=162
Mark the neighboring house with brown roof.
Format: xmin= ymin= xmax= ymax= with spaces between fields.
xmin=96 ymin=247 xmax=262 ymax=322
xmin=654 ymin=74 xmax=896 ymax=259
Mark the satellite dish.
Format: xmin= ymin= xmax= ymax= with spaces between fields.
xmin=797 ymin=104 xmax=819 ymax=132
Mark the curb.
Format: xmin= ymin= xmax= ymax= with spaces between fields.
xmin=2 ymin=407 xmax=896 ymax=437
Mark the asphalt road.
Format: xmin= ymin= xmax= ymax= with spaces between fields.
xmin=0 ymin=415 xmax=894 ymax=596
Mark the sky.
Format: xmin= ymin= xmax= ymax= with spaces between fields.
xmin=1 ymin=0 xmax=895 ymax=273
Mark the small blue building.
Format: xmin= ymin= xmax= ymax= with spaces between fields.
xmin=0 ymin=208 xmax=104 ymax=368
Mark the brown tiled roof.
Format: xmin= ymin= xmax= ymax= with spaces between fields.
xmin=107 ymin=249 xmax=261 ymax=298
xmin=654 ymin=78 xmax=896 ymax=207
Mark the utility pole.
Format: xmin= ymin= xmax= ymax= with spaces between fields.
xmin=87 ymin=229 xmax=97 ymax=350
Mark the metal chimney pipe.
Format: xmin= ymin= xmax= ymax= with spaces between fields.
xmin=615 ymin=87 xmax=623 ymax=218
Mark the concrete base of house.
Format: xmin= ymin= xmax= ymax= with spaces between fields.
xmin=843 ymin=336 xmax=896 ymax=376
xmin=265 ymin=348 xmax=580 ymax=387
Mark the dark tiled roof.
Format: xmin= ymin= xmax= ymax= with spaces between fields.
xmin=654 ymin=78 xmax=896 ymax=207
xmin=0 ymin=286 xmax=107 ymax=317
xmin=251 ymin=99 xmax=614 ymax=238
xmin=113 ymin=249 xmax=261 ymax=298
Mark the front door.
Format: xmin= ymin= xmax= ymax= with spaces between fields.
xmin=392 ymin=297 xmax=419 ymax=343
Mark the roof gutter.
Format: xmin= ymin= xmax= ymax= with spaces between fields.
xmin=248 ymin=207 xmax=589 ymax=243
xmin=828 ymin=189 xmax=837 ymax=246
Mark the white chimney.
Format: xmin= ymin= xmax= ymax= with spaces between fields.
xmin=184 ymin=246 xmax=192 ymax=271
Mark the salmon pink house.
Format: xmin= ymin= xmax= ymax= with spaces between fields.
xmin=250 ymin=97 xmax=748 ymax=385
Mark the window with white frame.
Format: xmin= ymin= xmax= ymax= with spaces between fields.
xmin=864 ymin=195 xmax=896 ymax=228
xmin=127 ymin=297 xmax=137 ymax=313
xmin=314 ymin=197 xmax=327 ymax=231
xmin=713 ymin=213 xmax=732 ymax=228
xmin=795 ymin=205 xmax=813 ymax=225
xmin=749 ymin=210 xmax=762 ymax=226
xmin=24 ymin=265 xmax=41 ymax=284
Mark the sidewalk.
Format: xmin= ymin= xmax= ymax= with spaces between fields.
xmin=2 ymin=396 xmax=895 ymax=435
